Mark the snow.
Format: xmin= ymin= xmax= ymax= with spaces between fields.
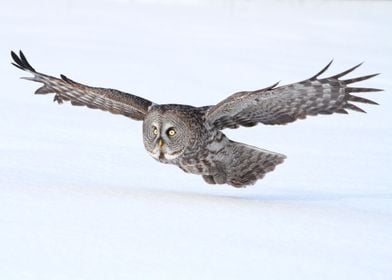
xmin=1 ymin=0 xmax=392 ymax=279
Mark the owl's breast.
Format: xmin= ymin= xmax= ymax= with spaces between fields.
xmin=177 ymin=130 xmax=229 ymax=175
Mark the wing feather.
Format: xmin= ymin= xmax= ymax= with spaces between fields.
xmin=11 ymin=50 xmax=154 ymax=121
xmin=206 ymin=61 xmax=382 ymax=129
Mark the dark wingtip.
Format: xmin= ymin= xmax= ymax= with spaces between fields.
xmin=349 ymin=95 xmax=379 ymax=105
xmin=343 ymin=73 xmax=380 ymax=84
xmin=253 ymin=81 xmax=280 ymax=93
xmin=11 ymin=50 xmax=22 ymax=67
xmin=267 ymin=81 xmax=280 ymax=90
xmin=10 ymin=50 xmax=36 ymax=72
xmin=309 ymin=59 xmax=333 ymax=80
xmin=346 ymin=87 xmax=383 ymax=93
xmin=60 ymin=74 xmax=72 ymax=82
xmin=344 ymin=103 xmax=367 ymax=113
xmin=60 ymin=74 xmax=78 ymax=85
xmin=328 ymin=62 xmax=363 ymax=79
xmin=11 ymin=62 xmax=24 ymax=70
xmin=19 ymin=50 xmax=35 ymax=71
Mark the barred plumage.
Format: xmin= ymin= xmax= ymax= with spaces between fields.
xmin=11 ymin=50 xmax=382 ymax=187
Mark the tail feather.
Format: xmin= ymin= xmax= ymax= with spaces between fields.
xmin=226 ymin=141 xmax=286 ymax=187
xmin=202 ymin=140 xmax=286 ymax=187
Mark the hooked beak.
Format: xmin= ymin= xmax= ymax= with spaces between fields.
xmin=158 ymin=138 xmax=164 ymax=147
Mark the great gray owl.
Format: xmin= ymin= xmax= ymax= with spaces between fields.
xmin=11 ymin=50 xmax=382 ymax=187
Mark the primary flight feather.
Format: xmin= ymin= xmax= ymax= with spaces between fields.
xmin=11 ymin=50 xmax=382 ymax=187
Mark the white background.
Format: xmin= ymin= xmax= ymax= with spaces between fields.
xmin=1 ymin=0 xmax=391 ymax=279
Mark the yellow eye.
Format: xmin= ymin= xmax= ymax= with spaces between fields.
xmin=167 ymin=128 xmax=176 ymax=136
xmin=153 ymin=127 xmax=158 ymax=135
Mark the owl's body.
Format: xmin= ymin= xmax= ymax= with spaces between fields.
xmin=142 ymin=104 xmax=285 ymax=186
xmin=11 ymin=51 xmax=381 ymax=187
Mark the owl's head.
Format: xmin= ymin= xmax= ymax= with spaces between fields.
xmin=142 ymin=105 xmax=193 ymax=162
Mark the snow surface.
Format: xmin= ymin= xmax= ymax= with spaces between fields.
xmin=1 ymin=0 xmax=392 ymax=279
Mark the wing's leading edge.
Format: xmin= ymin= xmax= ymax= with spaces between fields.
xmin=206 ymin=61 xmax=382 ymax=129
xmin=11 ymin=50 xmax=154 ymax=120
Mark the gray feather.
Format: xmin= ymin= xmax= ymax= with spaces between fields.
xmin=11 ymin=50 xmax=154 ymax=121
xmin=206 ymin=62 xmax=381 ymax=129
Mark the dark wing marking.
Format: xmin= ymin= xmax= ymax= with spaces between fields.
xmin=205 ymin=60 xmax=382 ymax=129
xmin=11 ymin=50 xmax=154 ymax=120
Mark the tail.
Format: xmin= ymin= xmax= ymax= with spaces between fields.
xmin=203 ymin=140 xmax=286 ymax=187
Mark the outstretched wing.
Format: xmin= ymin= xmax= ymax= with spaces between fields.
xmin=11 ymin=50 xmax=154 ymax=120
xmin=205 ymin=61 xmax=382 ymax=129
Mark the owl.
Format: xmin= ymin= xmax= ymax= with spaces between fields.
xmin=11 ymin=50 xmax=382 ymax=187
